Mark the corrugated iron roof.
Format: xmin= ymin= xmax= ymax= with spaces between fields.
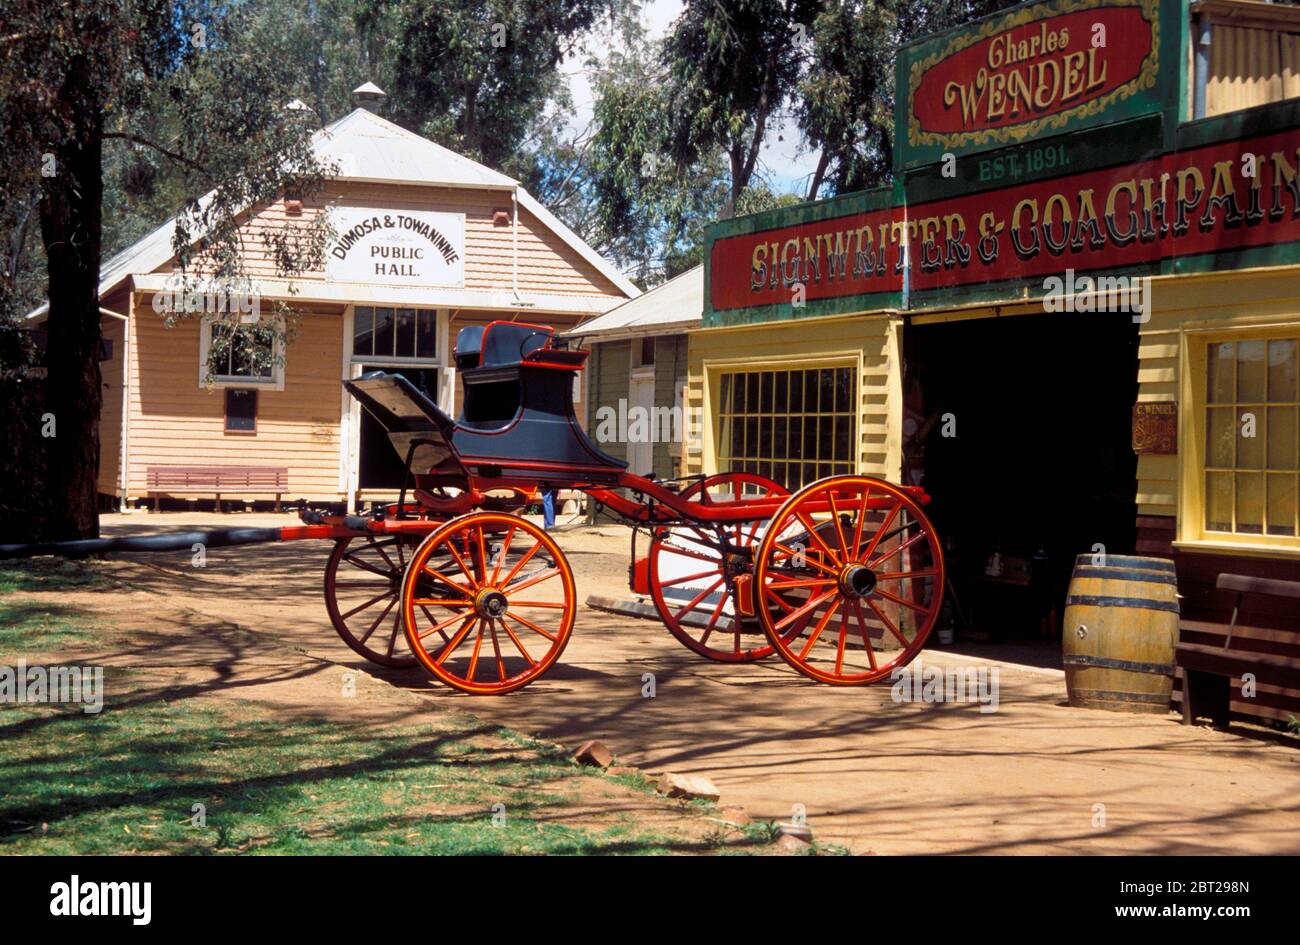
xmin=319 ymin=107 xmax=519 ymax=189
xmin=29 ymin=107 xmax=637 ymax=317
xmin=561 ymin=265 xmax=701 ymax=341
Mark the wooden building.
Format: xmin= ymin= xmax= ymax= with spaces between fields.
xmin=696 ymin=0 xmax=1300 ymax=721
xmin=34 ymin=86 xmax=637 ymax=511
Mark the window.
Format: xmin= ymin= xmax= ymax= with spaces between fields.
xmin=635 ymin=336 xmax=656 ymax=367
xmin=200 ymin=318 xmax=284 ymax=389
xmin=224 ymin=388 xmax=258 ymax=433
xmin=353 ymin=306 xmax=437 ymax=360
xmin=717 ymin=366 xmax=856 ymax=491
xmin=1200 ymin=334 xmax=1298 ymax=540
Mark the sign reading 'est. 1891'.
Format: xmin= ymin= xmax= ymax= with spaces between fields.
xmin=326 ymin=207 xmax=465 ymax=286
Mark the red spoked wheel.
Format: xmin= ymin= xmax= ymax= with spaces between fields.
xmin=324 ymin=533 xmax=426 ymax=668
xmin=752 ymin=475 xmax=945 ymax=685
xmin=648 ymin=472 xmax=788 ymax=662
xmin=400 ymin=512 xmax=576 ymax=695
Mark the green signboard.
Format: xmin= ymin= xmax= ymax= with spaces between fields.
xmin=894 ymin=0 xmax=1188 ymax=171
xmin=702 ymin=0 xmax=1300 ymax=328
xmin=704 ymin=98 xmax=1300 ymax=326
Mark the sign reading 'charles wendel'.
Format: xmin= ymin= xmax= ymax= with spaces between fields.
xmin=897 ymin=0 xmax=1168 ymax=169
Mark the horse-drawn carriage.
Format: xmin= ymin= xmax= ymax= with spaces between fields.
xmin=3 ymin=321 xmax=946 ymax=695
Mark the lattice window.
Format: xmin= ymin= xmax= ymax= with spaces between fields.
xmin=717 ymin=366 xmax=856 ymax=491
xmin=1204 ymin=336 xmax=1299 ymax=538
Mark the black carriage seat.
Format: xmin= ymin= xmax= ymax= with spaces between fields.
xmin=345 ymin=322 xmax=627 ymax=485
xmin=344 ymin=372 xmax=469 ymax=480
xmin=452 ymin=321 xmax=627 ymax=482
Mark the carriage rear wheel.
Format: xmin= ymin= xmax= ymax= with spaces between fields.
xmin=324 ymin=534 xmax=423 ymax=668
xmin=648 ymin=471 xmax=788 ymax=663
xmin=752 ymin=475 xmax=945 ymax=685
xmin=400 ymin=512 xmax=576 ymax=694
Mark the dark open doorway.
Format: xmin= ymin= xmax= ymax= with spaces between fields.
xmin=358 ymin=365 xmax=442 ymax=489
xmin=904 ymin=311 xmax=1139 ymax=641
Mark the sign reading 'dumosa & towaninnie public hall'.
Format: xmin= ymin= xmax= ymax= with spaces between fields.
xmin=326 ymin=207 xmax=465 ymax=287
xmin=896 ymin=0 xmax=1167 ymax=169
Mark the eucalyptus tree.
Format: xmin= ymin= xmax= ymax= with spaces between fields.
xmin=386 ymin=0 xmax=615 ymax=170
xmin=1 ymin=1 xmax=333 ymax=540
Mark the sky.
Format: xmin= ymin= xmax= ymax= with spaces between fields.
xmin=562 ymin=0 xmax=821 ymax=198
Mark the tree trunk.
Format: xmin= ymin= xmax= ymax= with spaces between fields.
xmin=38 ymin=77 xmax=104 ymax=541
xmin=807 ymin=149 xmax=832 ymax=202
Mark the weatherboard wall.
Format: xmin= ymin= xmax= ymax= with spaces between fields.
xmin=122 ymin=305 xmax=347 ymax=501
xmin=684 ymin=314 xmax=901 ymax=484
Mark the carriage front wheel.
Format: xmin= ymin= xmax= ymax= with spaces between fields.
xmin=752 ymin=475 xmax=945 ymax=685
xmin=400 ymin=512 xmax=576 ymax=694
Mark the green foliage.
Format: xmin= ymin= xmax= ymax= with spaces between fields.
xmin=0 ymin=1 xmax=339 ymax=540
xmin=796 ymin=0 xmax=1025 ymax=198
xmin=585 ymin=0 xmax=1028 ymax=279
xmin=587 ymin=37 xmax=732 ymax=284
xmin=387 ymin=0 xmax=613 ymax=170
xmin=661 ymin=0 xmax=821 ymax=212
xmin=796 ymin=0 xmax=898 ymax=198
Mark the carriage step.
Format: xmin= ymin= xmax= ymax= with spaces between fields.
xmin=586 ymin=594 xmax=765 ymax=633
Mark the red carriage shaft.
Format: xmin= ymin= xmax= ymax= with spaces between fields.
xmin=589 ymin=472 xmax=929 ymax=523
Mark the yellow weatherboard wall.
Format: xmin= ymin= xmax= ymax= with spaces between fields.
xmin=685 ymin=312 xmax=902 ymax=483
xmin=1134 ymin=266 xmax=1300 ymax=557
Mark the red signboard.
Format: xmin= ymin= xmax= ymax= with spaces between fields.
xmin=708 ymin=128 xmax=1300 ymax=312
xmin=911 ymin=7 xmax=1153 ymax=136
xmin=710 ymin=205 xmax=903 ymax=313
xmin=897 ymin=0 xmax=1165 ymax=168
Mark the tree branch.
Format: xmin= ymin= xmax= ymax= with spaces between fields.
xmin=102 ymin=132 xmax=210 ymax=175
xmin=807 ymin=148 xmax=832 ymax=202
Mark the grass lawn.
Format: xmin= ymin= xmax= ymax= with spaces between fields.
xmin=0 ymin=560 xmax=781 ymax=855
xmin=0 ymin=559 xmax=108 ymax=654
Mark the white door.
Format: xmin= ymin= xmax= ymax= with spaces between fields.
xmin=628 ymin=367 xmax=655 ymax=474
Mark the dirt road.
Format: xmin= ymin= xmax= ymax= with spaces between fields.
xmin=63 ymin=513 xmax=1300 ymax=854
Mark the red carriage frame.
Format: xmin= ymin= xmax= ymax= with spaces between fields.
xmin=317 ymin=319 xmax=947 ymax=694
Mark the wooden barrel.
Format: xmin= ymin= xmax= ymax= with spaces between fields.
xmin=1062 ymin=554 xmax=1179 ymax=714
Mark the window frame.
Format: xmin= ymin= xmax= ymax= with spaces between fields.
xmin=198 ymin=315 xmax=286 ymax=391
xmin=710 ymin=357 xmax=860 ymax=492
xmin=223 ymin=387 xmax=259 ymax=435
xmin=349 ymin=305 xmax=441 ymax=364
xmin=1178 ymin=322 xmax=1300 ymax=555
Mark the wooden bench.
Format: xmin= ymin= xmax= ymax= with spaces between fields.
xmin=145 ymin=465 xmax=289 ymax=512
xmin=1175 ymin=573 xmax=1300 ymax=730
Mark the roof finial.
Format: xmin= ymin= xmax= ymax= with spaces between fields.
xmin=352 ymin=82 xmax=386 ymax=114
